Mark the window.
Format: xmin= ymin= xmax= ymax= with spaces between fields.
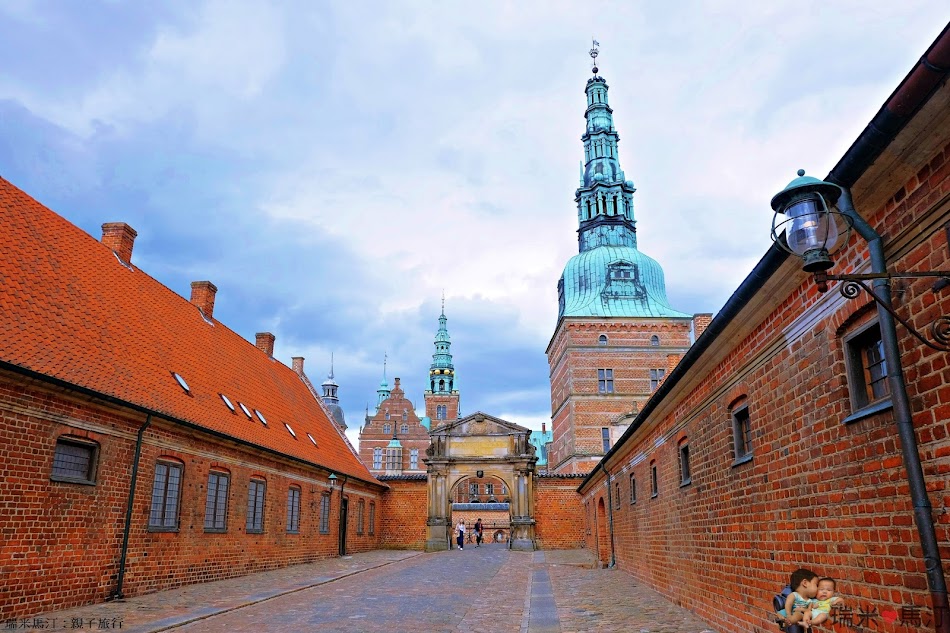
xmin=601 ymin=427 xmax=611 ymax=452
xmin=629 ymin=474 xmax=636 ymax=504
xmin=386 ymin=447 xmax=402 ymax=471
xmin=400 ymin=423 xmax=409 ymax=434
xmin=172 ymin=372 xmax=190 ymax=394
xmin=246 ymin=479 xmax=266 ymax=533
xmin=485 ymin=483 xmax=494 ymax=496
xmin=679 ymin=441 xmax=691 ymax=486
xmin=845 ymin=322 xmax=890 ymax=411
xmin=651 ymin=335 xmax=660 ymax=346
xmin=254 ymin=409 xmax=268 ymax=426
xmin=51 ymin=437 xmax=98 ymax=484
xmin=373 ymin=448 xmax=382 ymax=469
xmin=598 ymin=369 xmax=614 ymax=393
xmin=284 ymin=422 xmax=297 ymax=439
xmin=356 ymin=499 xmax=365 ymax=535
xmin=204 ymin=471 xmax=230 ymax=532
xmin=598 ymin=334 xmax=608 ymax=346
xmin=286 ymin=487 xmax=301 ymax=533
xmin=319 ymin=494 xmax=331 ymax=534
xmin=501 ymin=483 xmax=507 ymax=495
xmin=220 ymin=393 xmax=235 ymax=412
xmin=385 ymin=412 xmax=390 ymax=420
xmin=650 ymin=461 xmax=658 ymax=498
xmin=437 ymin=405 xmax=446 ymax=420
xmin=410 ymin=449 xmax=419 ymax=469
xmin=732 ymin=405 xmax=753 ymax=464
xmin=470 ymin=482 xmax=479 ymax=497
xmin=149 ymin=461 xmax=183 ymax=531
xmin=650 ymin=368 xmax=665 ymax=391
xmin=368 ymin=502 xmax=376 ymax=535
xmin=402 ymin=410 xmax=408 ymax=421
xmin=383 ymin=423 xmax=391 ymax=434
xmin=614 ymin=482 xmax=621 ymax=509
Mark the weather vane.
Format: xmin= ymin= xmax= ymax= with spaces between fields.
xmin=590 ymin=38 xmax=600 ymax=74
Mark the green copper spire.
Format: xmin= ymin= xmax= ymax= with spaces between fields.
xmin=376 ymin=352 xmax=391 ymax=409
xmin=557 ymin=42 xmax=689 ymax=320
xmin=428 ymin=299 xmax=456 ymax=394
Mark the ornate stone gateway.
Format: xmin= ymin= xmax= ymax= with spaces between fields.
xmin=424 ymin=412 xmax=538 ymax=551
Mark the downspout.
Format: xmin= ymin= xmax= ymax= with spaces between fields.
xmin=112 ymin=413 xmax=151 ymax=600
xmin=601 ymin=463 xmax=616 ymax=568
xmin=837 ymin=190 xmax=950 ymax=631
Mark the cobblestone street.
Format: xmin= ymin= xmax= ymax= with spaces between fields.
xmin=35 ymin=547 xmax=719 ymax=633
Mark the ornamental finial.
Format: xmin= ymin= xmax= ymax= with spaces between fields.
xmin=590 ymin=38 xmax=600 ymax=74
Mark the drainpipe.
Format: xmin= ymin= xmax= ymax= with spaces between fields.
xmin=837 ymin=190 xmax=950 ymax=631
xmin=113 ymin=414 xmax=151 ymax=600
xmin=338 ymin=475 xmax=348 ymax=556
xmin=601 ymin=463 xmax=616 ymax=568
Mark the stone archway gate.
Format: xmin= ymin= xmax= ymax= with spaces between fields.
xmin=424 ymin=412 xmax=538 ymax=551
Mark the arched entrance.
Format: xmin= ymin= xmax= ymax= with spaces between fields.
xmin=424 ymin=412 xmax=538 ymax=551
xmin=449 ymin=474 xmax=511 ymax=546
xmin=596 ymin=496 xmax=609 ymax=567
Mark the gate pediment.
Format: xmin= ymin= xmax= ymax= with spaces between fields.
xmin=436 ymin=411 xmax=529 ymax=437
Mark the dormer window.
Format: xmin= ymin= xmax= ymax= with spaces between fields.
xmin=603 ymin=261 xmax=647 ymax=300
xmin=172 ymin=372 xmax=190 ymax=394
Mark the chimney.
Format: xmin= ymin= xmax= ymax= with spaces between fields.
xmin=291 ymin=357 xmax=305 ymax=375
xmin=666 ymin=353 xmax=681 ymax=380
xmin=542 ymin=422 xmax=546 ymax=435
xmin=256 ymin=332 xmax=276 ymax=357
xmin=101 ymin=223 xmax=137 ymax=263
xmin=190 ymin=281 xmax=218 ymax=319
xmin=693 ymin=313 xmax=713 ymax=340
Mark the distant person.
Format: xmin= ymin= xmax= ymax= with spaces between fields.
xmin=456 ymin=520 xmax=465 ymax=550
xmin=474 ymin=518 xmax=483 ymax=548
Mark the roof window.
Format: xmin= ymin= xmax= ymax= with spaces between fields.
xmin=172 ymin=372 xmax=190 ymax=394
xmin=254 ymin=409 xmax=268 ymax=426
xmin=220 ymin=393 xmax=235 ymax=412
xmin=284 ymin=422 xmax=297 ymax=438
xmin=238 ymin=402 xmax=253 ymax=419
xmin=307 ymin=433 xmax=318 ymax=446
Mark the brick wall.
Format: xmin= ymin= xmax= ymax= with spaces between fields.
xmin=579 ymin=137 xmax=950 ymax=632
xmin=378 ymin=477 xmax=428 ymax=549
xmin=534 ymin=475 xmax=587 ymax=549
xmin=0 ymin=373 xmax=383 ymax=620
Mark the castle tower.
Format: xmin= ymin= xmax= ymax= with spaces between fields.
xmin=424 ymin=301 xmax=460 ymax=425
xmin=546 ymin=42 xmax=705 ymax=474
xmin=320 ymin=354 xmax=346 ymax=430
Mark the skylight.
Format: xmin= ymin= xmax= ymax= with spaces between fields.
xmin=284 ymin=422 xmax=297 ymax=438
xmin=172 ymin=372 xmax=190 ymax=394
xmin=220 ymin=393 xmax=235 ymax=412
xmin=255 ymin=409 xmax=268 ymax=426
xmin=307 ymin=433 xmax=317 ymax=447
xmin=238 ymin=402 xmax=252 ymax=419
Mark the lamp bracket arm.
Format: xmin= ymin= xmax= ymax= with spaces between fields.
xmin=816 ymin=273 xmax=950 ymax=352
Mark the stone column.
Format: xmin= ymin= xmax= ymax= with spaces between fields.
xmin=426 ymin=472 xmax=449 ymax=551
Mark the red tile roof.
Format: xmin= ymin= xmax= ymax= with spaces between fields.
xmin=0 ymin=176 xmax=379 ymax=486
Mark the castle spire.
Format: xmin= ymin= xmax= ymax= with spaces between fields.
xmin=376 ymin=352 xmax=391 ymax=409
xmin=429 ymin=303 xmax=455 ymax=394
xmin=320 ymin=353 xmax=346 ymax=429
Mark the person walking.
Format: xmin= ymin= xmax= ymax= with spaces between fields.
xmin=456 ymin=520 xmax=465 ymax=550
xmin=474 ymin=518 xmax=483 ymax=548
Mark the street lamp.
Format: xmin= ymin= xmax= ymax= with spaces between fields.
xmin=771 ymin=170 xmax=950 ymax=632
xmin=328 ymin=473 xmax=338 ymax=490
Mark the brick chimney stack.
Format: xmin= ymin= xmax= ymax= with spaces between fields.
xmin=291 ymin=357 xmax=305 ymax=375
xmin=190 ymin=281 xmax=217 ymax=319
xmin=256 ymin=332 xmax=276 ymax=357
xmin=693 ymin=313 xmax=713 ymax=340
xmin=542 ymin=422 xmax=546 ymax=435
xmin=666 ymin=353 xmax=681 ymax=381
xmin=101 ymin=223 xmax=137 ymax=263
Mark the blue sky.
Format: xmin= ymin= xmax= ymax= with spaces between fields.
xmin=1 ymin=1 xmax=946 ymax=446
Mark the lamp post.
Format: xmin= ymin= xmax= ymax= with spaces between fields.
xmin=772 ymin=170 xmax=950 ymax=632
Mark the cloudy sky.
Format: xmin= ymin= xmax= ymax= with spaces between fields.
xmin=1 ymin=1 xmax=946 ymax=446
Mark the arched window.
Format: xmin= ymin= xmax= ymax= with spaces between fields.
xmin=650 ymin=335 xmax=660 ymax=346
xmin=598 ymin=334 xmax=608 ymax=346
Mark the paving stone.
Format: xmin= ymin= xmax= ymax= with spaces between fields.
xmin=34 ymin=547 xmax=720 ymax=633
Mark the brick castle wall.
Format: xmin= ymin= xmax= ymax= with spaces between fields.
xmin=534 ymin=475 xmax=586 ymax=549
xmin=378 ymin=478 xmax=428 ymax=549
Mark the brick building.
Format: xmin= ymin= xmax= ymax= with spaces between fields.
xmin=358 ymin=377 xmax=430 ymax=475
xmin=546 ymin=43 xmax=712 ymax=474
xmin=578 ymin=28 xmax=950 ymax=633
xmin=0 ymin=181 xmax=386 ymax=620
